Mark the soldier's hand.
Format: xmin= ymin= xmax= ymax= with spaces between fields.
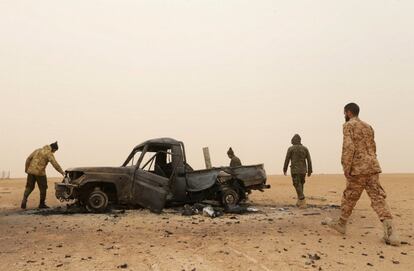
xmin=307 ymin=173 xmax=312 ymax=177
xmin=283 ymin=171 xmax=287 ymax=176
xmin=344 ymin=172 xmax=351 ymax=179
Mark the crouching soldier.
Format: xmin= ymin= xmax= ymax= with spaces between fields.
xmin=283 ymin=134 xmax=313 ymax=208
xmin=21 ymin=142 xmax=65 ymax=209
xmin=227 ymin=147 xmax=242 ymax=167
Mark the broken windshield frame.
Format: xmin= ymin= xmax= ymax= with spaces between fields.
xmin=141 ymin=151 xmax=173 ymax=170
xmin=122 ymin=142 xmax=187 ymax=168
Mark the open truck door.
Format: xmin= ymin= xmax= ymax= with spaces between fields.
xmin=131 ymin=144 xmax=172 ymax=213
xmin=132 ymin=168 xmax=169 ymax=213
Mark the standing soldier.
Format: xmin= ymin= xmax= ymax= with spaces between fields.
xmin=325 ymin=103 xmax=400 ymax=246
xmin=283 ymin=134 xmax=313 ymax=208
xmin=227 ymin=147 xmax=242 ymax=167
xmin=21 ymin=142 xmax=65 ymax=209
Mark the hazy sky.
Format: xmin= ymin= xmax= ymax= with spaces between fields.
xmin=1 ymin=1 xmax=413 ymax=177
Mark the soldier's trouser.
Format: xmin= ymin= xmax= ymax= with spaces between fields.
xmin=292 ymin=174 xmax=306 ymax=200
xmin=340 ymin=174 xmax=392 ymax=222
xmin=23 ymin=174 xmax=48 ymax=203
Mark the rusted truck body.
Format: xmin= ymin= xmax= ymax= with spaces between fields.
xmin=55 ymin=138 xmax=269 ymax=213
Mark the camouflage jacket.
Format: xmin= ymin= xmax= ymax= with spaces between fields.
xmin=25 ymin=145 xmax=65 ymax=176
xmin=230 ymin=156 xmax=242 ymax=167
xmin=283 ymin=145 xmax=312 ymax=175
xmin=342 ymin=117 xmax=382 ymax=176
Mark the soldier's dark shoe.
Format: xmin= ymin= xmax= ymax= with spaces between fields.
xmin=38 ymin=203 xmax=50 ymax=209
xmin=21 ymin=200 xmax=27 ymax=209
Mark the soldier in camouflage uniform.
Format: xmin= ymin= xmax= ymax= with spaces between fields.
xmin=325 ymin=103 xmax=400 ymax=246
xmin=227 ymin=147 xmax=242 ymax=167
xmin=283 ymin=134 xmax=313 ymax=208
xmin=21 ymin=142 xmax=65 ymax=209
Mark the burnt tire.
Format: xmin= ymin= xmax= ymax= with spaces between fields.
xmin=221 ymin=188 xmax=240 ymax=208
xmin=86 ymin=188 xmax=109 ymax=213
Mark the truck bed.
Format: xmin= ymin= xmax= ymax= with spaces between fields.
xmin=186 ymin=164 xmax=267 ymax=192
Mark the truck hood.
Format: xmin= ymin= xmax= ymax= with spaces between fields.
xmin=65 ymin=166 xmax=133 ymax=185
xmin=66 ymin=167 xmax=129 ymax=174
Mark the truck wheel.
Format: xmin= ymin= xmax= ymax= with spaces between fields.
xmin=86 ymin=187 xmax=109 ymax=213
xmin=221 ymin=188 xmax=240 ymax=208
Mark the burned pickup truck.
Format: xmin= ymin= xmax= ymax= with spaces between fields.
xmin=55 ymin=138 xmax=269 ymax=213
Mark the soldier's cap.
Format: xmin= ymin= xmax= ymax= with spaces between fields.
xmin=291 ymin=134 xmax=301 ymax=145
xmin=50 ymin=141 xmax=59 ymax=151
xmin=227 ymin=147 xmax=235 ymax=156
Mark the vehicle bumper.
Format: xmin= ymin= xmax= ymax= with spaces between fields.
xmin=55 ymin=183 xmax=78 ymax=201
xmin=246 ymin=183 xmax=271 ymax=192
xmin=257 ymin=183 xmax=271 ymax=190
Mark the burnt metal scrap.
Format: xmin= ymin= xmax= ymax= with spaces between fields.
xmin=180 ymin=202 xmax=259 ymax=218
xmin=55 ymin=138 xmax=270 ymax=213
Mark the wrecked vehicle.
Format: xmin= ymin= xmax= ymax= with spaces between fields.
xmin=55 ymin=138 xmax=270 ymax=213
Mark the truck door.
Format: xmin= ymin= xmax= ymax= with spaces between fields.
xmin=132 ymin=148 xmax=170 ymax=213
xmin=169 ymin=144 xmax=187 ymax=202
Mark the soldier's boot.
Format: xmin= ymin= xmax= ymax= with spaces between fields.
xmin=38 ymin=201 xmax=50 ymax=209
xmin=382 ymin=219 xmax=400 ymax=246
xmin=297 ymin=199 xmax=307 ymax=209
xmin=21 ymin=186 xmax=33 ymax=209
xmin=21 ymin=198 xmax=27 ymax=209
xmin=323 ymin=217 xmax=347 ymax=234
xmin=38 ymin=187 xmax=49 ymax=209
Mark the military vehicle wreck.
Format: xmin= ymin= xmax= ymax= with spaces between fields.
xmin=55 ymin=138 xmax=270 ymax=213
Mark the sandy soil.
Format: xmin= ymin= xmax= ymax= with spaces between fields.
xmin=0 ymin=174 xmax=412 ymax=271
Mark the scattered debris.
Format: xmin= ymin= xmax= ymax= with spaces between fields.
xmin=224 ymin=205 xmax=259 ymax=214
xmin=182 ymin=204 xmax=198 ymax=216
xmin=202 ymin=206 xmax=222 ymax=218
xmin=307 ymin=196 xmax=327 ymax=202
xmin=246 ymin=207 xmax=259 ymax=212
xmin=308 ymin=254 xmax=321 ymax=261
xmin=117 ymin=263 xmax=128 ymax=269
xmin=180 ymin=203 xmax=260 ymax=217
xmin=320 ymin=204 xmax=340 ymax=210
xmin=303 ymin=212 xmax=321 ymax=216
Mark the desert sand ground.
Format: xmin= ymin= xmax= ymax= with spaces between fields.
xmin=0 ymin=174 xmax=412 ymax=271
